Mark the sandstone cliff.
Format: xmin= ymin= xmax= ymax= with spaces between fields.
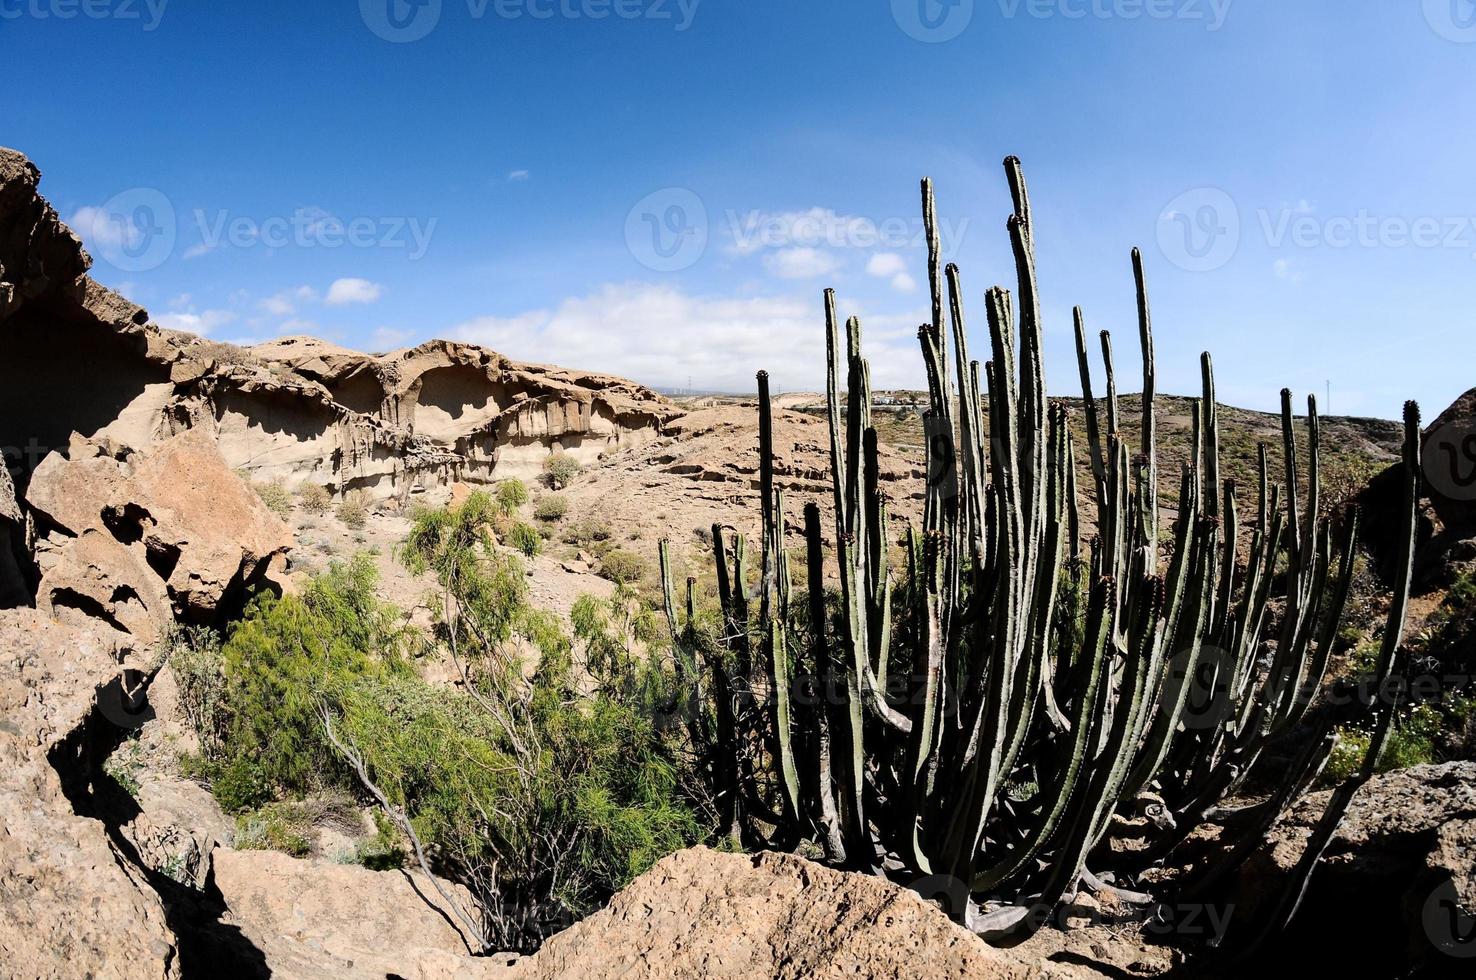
xmin=0 ymin=146 xmax=677 ymax=512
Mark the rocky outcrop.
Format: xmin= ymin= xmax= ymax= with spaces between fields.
xmin=27 ymin=429 xmax=293 ymax=631
xmin=0 ymin=460 xmax=31 ymax=606
xmin=1233 ymin=762 xmax=1476 ymax=975
xmin=1424 ymin=388 xmax=1476 ymax=535
xmin=0 ymin=609 xmax=180 ymax=978
xmin=210 ymin=849 xmax=520 ymax=979
xmin=1360 ymin=388 xmax=1476 ymax=592
xmin=503 ymin=847 xmax=1171 ymax=979
xmin=0 ymin=146 xmax=678 ymax=511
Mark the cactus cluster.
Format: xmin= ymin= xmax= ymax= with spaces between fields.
xmin=661 ymin=157 xmax=1421 ymax=950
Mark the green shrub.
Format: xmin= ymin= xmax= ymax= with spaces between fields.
xmin=336 ymin=490 xmax=369 ymax=530
xmin=505 ymin=520 xmax=542 ymax=558
xmin=298 ymin=482 xmax=332 ymax=514
xmin=534 ymin=495 xmax=568 ymax=521
xmin=543 ymin=452 xmax=581 ymax=489
xmin=354 ymin=809 xmax=407 ymax=870
xmin=186 ymin=497 xmax=708 ymax=953
xmin=211 ymin=555 xmax=410 ymax=802
xmin=600 ymin=549 xmax=647 ymax=586
xmin=562 ymin=515 xmax=612 ymax=548
xmin=234 ymin=804 xmax=313 ymax=857
xmin=166 ymin=625 xmax=227 ymax=757
xmin=252 ymin=480 xmax=294 ymax=521
xmin=495 ymin=479 xmax=530 ymax=512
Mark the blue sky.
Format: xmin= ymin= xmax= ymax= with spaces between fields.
xmin=3 ymin=0 xmax=1473 ymax=419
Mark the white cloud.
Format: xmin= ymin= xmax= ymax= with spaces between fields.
xmin=69 ymin=206 xmax=140 ymax=251
xmin=866 ymin=252 xmax=907 ymax=278
xmin=168 ymin=293 xmax=192 ymax=309
xmin=259 ymin=285 xmax=317 ymax=315
xmin=866 ymin=253 xmax=917 ymax=292
xmin=507 ymin=170 xmax=530 ymax=181
xmin=763 ymin=247 xmax=842 ymax=280
xmin=155 ymin=309 xmax=238 ymax=337
xmin=324 ymin=278 xmax=384 ymax=306
xmin=182 ymin=243 xmax=216 ymax=260
xmin=278 ymin=319 xmax=321 ymax=335
xmin=447 ymin=282 xmax=925 ymax=393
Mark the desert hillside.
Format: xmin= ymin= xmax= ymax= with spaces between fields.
xmin=3 ymin=144 xmax=1474 ymax=980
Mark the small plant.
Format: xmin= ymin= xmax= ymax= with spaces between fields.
xmin=543 ymin=452 xmax=581 ymax=489
xmin=599 ymin=548 xmax=647 ymax=586
xmin=252 ymin=480 xmax=294 ymax=521
xmin=233 ymin=805 xmax=312 ymax=857
xmin=534 ymin=494 xmax=568 ymax=521
xmin=166 ymin=625 xmax=226 ymax=757
xmin=505 ymin=520 xmax=542 ymax=558
xmin=354 ymin=809 xmax=406 ymax=870
xmin=336 ymin=490 xmax=369 ymax=530
xmin=495 ymin=478 xmax=530 ymax=512
xmin=103 ymin=736 xmax=145 ymax=799
xmin=297 ymin=482 xmax=331 ymax=514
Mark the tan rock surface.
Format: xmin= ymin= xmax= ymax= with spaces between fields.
xmin=506 ymin=847 xmax=1167 ymax=979
xmin=212 ymin=848 xmax=516 ymax=980
xmin=28 ymin=428 xmax=293 ymax=629
xmin=0 ymin=609 xmax=179 ymax=979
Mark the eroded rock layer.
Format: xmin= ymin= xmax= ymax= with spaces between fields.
xmin=0 ymin=146 xmax=677 ymax=511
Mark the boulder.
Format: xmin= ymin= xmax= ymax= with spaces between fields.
xmin=508 ymin=847 xmax=1169 ymax=979
xmin=1423 ymin=388 xmax=1476 ymax=535
xmin=1232 ymin=762 xmax=1476 ymax=974
xmin=28 ymin=428 xmax=293 ymax=629
xmin=211 ymin=848 xmax=516 ymax=979
xmin=0 ymin=609 xmax=180 ymax=979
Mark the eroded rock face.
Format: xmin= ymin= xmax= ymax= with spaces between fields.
xmin=0 ymin=461 xmax=31 ymax=606
xmin=0 ymin=146 xmax=678 ymax=512
xmin=1234 ymin=762 xmax=1476 ymax=975
xmin=504 ymin=847 xmax=1162 ymax=980
xmin=27 ymin=429 xmax=293 ymax=631
xmin=0 ymin=609 xmax=180 ymax=979
xmin=210 ymin=849 xmax=518 ymax=980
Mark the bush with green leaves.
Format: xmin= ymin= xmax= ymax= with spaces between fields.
xmin=599 ymin=549 xmax=647 ymax=586
xmin=542 ymin=452 xmax=581 ymax=489
xmin=534 ymin=495 xmax=568 ymax=521
xmin=505 ymin=520 xmax=542 ymax=558
xmin=336 ymin=490 xmax=369 ymax=530
xmin=297 ymin=482 xmax=332 ymax=515
xmin=178 ymin=492 xmax=708 ymax=953
xmin=496 ymin=478 xmax=530 ymax=512
xmin=251 ymin=480 xmax=294 ymax=521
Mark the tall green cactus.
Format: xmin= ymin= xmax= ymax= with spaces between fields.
xmin=659 ymin=157 xmax=1421 ymax=954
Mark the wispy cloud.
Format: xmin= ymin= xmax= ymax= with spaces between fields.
xmin=763 ymin=247 xmax=842 ymax=280
xmin=866 ymin=252 xmax=917 ymax=292
xmin=259 ymin=285 xmax=318 ymax=315
xmin=155 ymin=309 xmax=238 ymax=336
xmin=447 ymin=282 xmax=924 ymax=392
xmin=324 ymin=278 xmax=384 ymax=306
